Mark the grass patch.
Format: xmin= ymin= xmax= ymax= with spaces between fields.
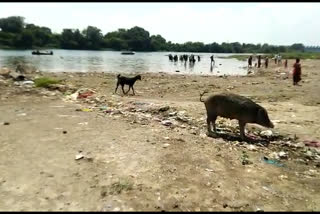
xmin=108 ymin=178 xmax=134 ymax=195
xmin=241 ymin=151 xmax=253 ymax=165
xmin=34 ymin=77 xmax=60 ymax=88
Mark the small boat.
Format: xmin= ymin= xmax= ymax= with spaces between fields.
xmin=121 ymin=51 xmax=135 ymax=55
xmin=32 ymin=50 xmax=53 ymax=55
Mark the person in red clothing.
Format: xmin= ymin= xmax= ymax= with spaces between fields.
xmin=293 ymin=58 xmax=302 ymax=85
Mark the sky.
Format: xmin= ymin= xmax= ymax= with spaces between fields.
xmin=0 ymin=3 xmax=319 ymax=46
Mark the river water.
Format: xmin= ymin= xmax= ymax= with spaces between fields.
xmin=0 ymin=49 xmax=249 ymax=76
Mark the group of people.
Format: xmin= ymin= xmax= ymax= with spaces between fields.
xmin=168 ymin=54 xmax=200 ymax=63
xmin=248 ymin=54 xmax=302 ymax=86
xmin=168 ymin=54 xmax=217 ymax=66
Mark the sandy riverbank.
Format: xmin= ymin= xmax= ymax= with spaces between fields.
xmin=0 ymin=59 xmax=320 ymax=211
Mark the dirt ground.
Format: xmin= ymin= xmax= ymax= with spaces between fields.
xmin=1 ymin=59 xmax=320 ymax=211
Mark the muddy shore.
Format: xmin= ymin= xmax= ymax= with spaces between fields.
xmin=0 ymin=59 xmax=320 ymax=211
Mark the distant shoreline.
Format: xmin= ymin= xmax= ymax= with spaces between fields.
xmin=1 ymin=48 xmax=320 ymax=60
xmin=223 ymin=52 xmax=320 ymax=60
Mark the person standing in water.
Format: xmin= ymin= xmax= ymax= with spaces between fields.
xmin=210 ymin=55 xmax=215 ymax=65
xmin=265 ymin=56 xmax=269 ymax=68
xmin=257 ymin=55 xmax=261 ymax=68
xmin=293 ymin=58 xmax=302 ymax=86
xmin=248 ymin=55 xmax=253 ymax=68
xmin=284 ymin=59 xmax=288 ymax=68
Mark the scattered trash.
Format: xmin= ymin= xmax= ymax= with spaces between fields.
xmin=17 ymin=113 xmax=27 ymax=117
xmin=100 ymin=106 xmax=108 ymax=111
xmin=3 ymin=122 xmax=10 ymax=125
xmin=169 ymin=112 xmax=177 ymax=116
xmin=279 ymin=175 xmax=288 ymax=180
xmin=81 ymin=108 xmax=93 ymax=112
xmin=9 ymin=71 xmax=25 ymax=81
xmin=256 ymin=208 xmax=264 ymax=212
xmin=176 ymin=115 xmax=189 ymax=123
xmin=278 ymin=151 xmax=288 ymax=159
xmin=247 ymin=145 xmax=257 ymax=151
xmin=68 ymin=92 xmax=79 ymax=101
xmin=78 ymin=90 xmax=94 ymax=99
xmin=262 ymin=156 xmax=284 ymax=167
xmin=163 ymin=143 xmax=170 ymax=148
xmin=158 ymin=106 xmax=170 ymax=112
xmin=75 ymin=153 xmax=84 ymax=160
xmin=161 ymin=120 xmax=173 ymax=126
xmin=78 ymin=122 xmax=88 ymax=125
xmin=227 ymin=86 xmax=235 ymax=90
xmin=260 ymin=130 xmax=273 ymax=137
xmin=304 ymin=150 xmax=314 ymax=159
xmin=205 ymin=168 xmax=214 ymax=172
xmin=303 ymin=140 xmax=320 ymax=148
xmin=22 ymin=80 xmax=34 ymax=85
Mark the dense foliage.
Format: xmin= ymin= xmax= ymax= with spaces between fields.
xmin=0 ymin=16 xmax=308 ymax=53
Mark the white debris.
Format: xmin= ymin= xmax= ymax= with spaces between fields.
xmin=161 ymin=120 xmax=173 ymax=126
xmin=75 ymin=153 xmax=84 ymax=160
xmin=260 ymin=130 xmax=273 ymax=137
xmin=163 ymin=143 xmax=170 ymax=148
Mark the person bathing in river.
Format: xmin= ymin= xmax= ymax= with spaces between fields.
xmin=293 ymin=58 xmax=302 ymax=86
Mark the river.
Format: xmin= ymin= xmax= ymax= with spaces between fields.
xmin=0 ymin=49 xmax=249 ymax=76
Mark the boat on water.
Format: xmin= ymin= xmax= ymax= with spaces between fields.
xmin=32 ymin=50 xmax=53 ymax=55
xmin=121 ymin=51 xmax=135 ymax=55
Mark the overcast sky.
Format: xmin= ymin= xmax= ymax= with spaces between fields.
xmin=0 ymin=3 xmax=319 ymax=46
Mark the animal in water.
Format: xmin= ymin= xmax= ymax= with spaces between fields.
xmin=200 ymin=91 xmax=274 ymax=140
xmin=115 ymin=74 xmax=141 ymax=95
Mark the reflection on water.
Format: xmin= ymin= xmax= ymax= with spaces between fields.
xmin=0 ymin=49 xmax=248 ymax=76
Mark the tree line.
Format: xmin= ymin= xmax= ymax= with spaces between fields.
xmin=0 ymin=16 xmax=306 ymax=53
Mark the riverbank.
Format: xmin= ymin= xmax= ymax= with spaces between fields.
xmin=1 ymin=59 xmax=320 ymax=211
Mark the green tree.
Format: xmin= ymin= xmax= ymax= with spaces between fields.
xmin=0 ymin=16 xmax=25 ymax=33
xmin=290 ymin=43 xmax=305 ymax=52
xmin=60 ymin=29 xmax=78 ymax=49
xmin=17 ymin=30 xmax=34 ymax=48
xmin=126 ymin=26 xmax=151 ymax=51
xmin=150 ymin=34 xmax=166 ymax=51
xmin=82 ymin=26 xmax=103 ymax=49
